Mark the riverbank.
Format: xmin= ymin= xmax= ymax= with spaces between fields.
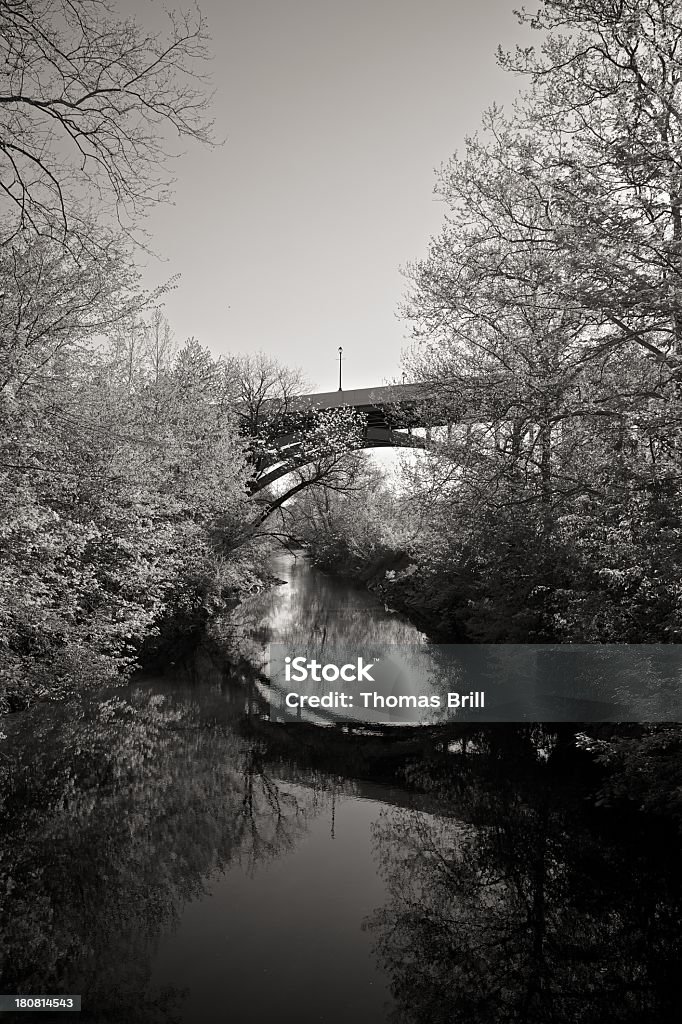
xmin=299 ymin=544 xmax=468 ymax=641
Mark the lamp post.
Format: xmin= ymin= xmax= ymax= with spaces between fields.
xmin=338 ymin=346 xmax=343 ymax=391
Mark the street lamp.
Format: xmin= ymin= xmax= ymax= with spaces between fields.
xmin=338 ymin=346 xmax=343 ymax=391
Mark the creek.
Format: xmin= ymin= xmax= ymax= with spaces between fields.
xmin=1 ymin=551 xmax=681 ymax=1023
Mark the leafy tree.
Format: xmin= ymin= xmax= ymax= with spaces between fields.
xmin=286 ymin=455 xmax=416 ymax=573
xmin=0 ymin=1 xmax=266 ymax=710
xmin=501 ymin=0 xmax=682 ymax=373
xmin=0 ymin=261 xmax=260 ymax=710
xmin=396 ymin=1 xmax=682 ymax=643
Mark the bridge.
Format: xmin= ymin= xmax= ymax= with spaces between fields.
xmin=246 ymin=382 xmax=441 ymax=493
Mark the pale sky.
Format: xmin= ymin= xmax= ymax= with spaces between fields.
xmin=137 ymin=0 xmax=534 ymax=392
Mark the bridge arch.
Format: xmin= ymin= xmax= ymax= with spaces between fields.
xmin=250 ymin=430 xmax=431 ymax=494
xmin=246 ymin=382 xmax=442 ymax=493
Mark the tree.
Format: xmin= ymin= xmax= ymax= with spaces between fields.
xmin=501 ymin=0 xmax=682 ymax=373
xmin=0 ymin=279 xmax=259 ymax=711
xmin=0 ymin=2 xmax=245 ymax=710
xmin=0 ymin=0 xmax=215 ymax=247
xmin=227 ymin=351 xmax=307 ymax=437
xmin=285 ymin=456 xmax=417 ymax=574
xmin=403 ymin=112 xmax=603 ymax=520
xmin=397 ymin=2 xmax=682 ymax=642
xmin=145 ymin=308 xmax=177 ymax=384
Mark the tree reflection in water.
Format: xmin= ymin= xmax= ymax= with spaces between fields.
xmin=2 ymin=606 xmax=682 ymax=1024
xmin=365 ymin=746 xmax=682 ymax=1024
xmin=2 ymin=687 xmax=682 ymax=1023
xmin=0 ymin=688 xmax=326 ymax=1023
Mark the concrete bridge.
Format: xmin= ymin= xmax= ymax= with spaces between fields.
xmin=247 ymin=382 xmax=440 ymax=493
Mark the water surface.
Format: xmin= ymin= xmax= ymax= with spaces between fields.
xmin=1 ymin=552 xmax=681 ymax=1024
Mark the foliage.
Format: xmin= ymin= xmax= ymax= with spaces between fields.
xmin=371 ymin=0 xmax=682 ymax=644
xmin=285 ymin=456 xmax=415 ymax=575
xmin=0 ymin=1 xmax=299 ymax=712
xmin=0 ymin=236 xmax=263 ymax=710
xmin=576 ymin=726 xmax=682 ymax=826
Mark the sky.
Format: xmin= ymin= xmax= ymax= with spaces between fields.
xmin=136 ymin=0 xmax=535 ymax=392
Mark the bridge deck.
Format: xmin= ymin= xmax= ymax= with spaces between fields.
xmin=289 ymin=382 xmax=427 ymax=411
